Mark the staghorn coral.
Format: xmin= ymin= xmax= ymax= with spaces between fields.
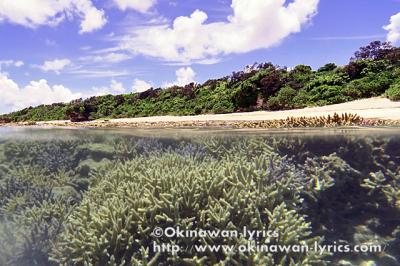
xmin=0 ymin=137 xmax=113 ymax=265
xmin=111 ymin=136 xmax=207 ymax=160
xmin=265 ymin=203 xmax=328 ymax=265
xmin=202 ymin=136 xmax=400 ymax=265
xmin=2 ymin=139 xmax=84 ymax=174
xmin=0 ymin=163 xmax=83 ymax=218
xmin=245 ymin=113 xmax=364 ymax=128
xmin=202 ymin=137 xmax=275 ymax=160
xmin=50 ymin=152 xmax=328 ymax=265
xmin=301 ymin=153 xmax=361 ymax=199
xmin=0 ymin=200 xmax=73 ymax=266
xmin=0 ymin=166 xmax=54 ymax=217
xmin=0 ymin=130 xmax=400 ymax=265
xmin=362 ymin=170 xmax=400 ymax=208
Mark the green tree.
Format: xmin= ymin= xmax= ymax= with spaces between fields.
xmin=386 ymin=83 xmax=400 ymax=101
xmin=267 ymin=86 xmax=298 ymax=110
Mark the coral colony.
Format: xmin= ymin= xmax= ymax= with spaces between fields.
xmin=0 ymin=131 xmax=399 ymax=265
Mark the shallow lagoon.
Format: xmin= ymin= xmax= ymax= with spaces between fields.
xmin=0 ymin=127 xmax=399 ymax=266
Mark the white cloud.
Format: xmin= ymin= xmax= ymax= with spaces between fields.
xmin=38 ymin=59 xmax=71 ymax=74
xmin=110 ymin=79 xmax=126 ymax=93
xmin=114 ymin=0 xmax=319 ymax=63
xmin=0 ymin=72 xmax=80 ymax=114
xmin=0 ymin=60 xmax=24 ymax=69
xmin=91 ymin=79 xmax=126 ymax=96
xmin=68 ymin=69 xmax=130 ymax=78
xmin=0 ymin=0 xmax=107 ymax=34
xmin=0 ymin=60 xmax=13 ymax=68
xmin=113 ymin=0 xmax=157 ymax=13
xmin=80 ymin=52 xmax=131 ymax=63
xmin=132 ymin=78 xmax=152 ymax=92
xmin=384 ymin=12 xmax=400 ymax=45
xmin=14 ymin=60 xmax=24 ymax=67
xmin=78 ymin=2 xmax=107 ymax=34
xmin=163 ymin=67 xmax=196 ymax=87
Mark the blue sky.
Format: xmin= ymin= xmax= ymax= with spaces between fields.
xmin=0 ymin=0 xmax=399 ymax=114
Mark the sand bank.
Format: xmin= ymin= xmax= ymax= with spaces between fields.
xmin=2 ymin=97 xmax=399 ymax=128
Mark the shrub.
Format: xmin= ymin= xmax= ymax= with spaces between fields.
xmin=307 ymin=85 xmax=351 ymax=105
xmin=233 ymin=82 xmax=258 ymax=110
xmin=266 ymin=96 xmax=281 ymax=110
xmin=267 ymin=86 xmax=297 ymax=110
xmin=305 ymin=73 xmax=349 ymax=90
xmin=292 ymin=90 xmax=310 ymax=108
xmin=258 ymin=67 xmax=286 ymax=98
xmin=66 ymin=104 xmax=90 ymax=122
xmin=318 ymin=63 xmax=337 ymax=72
xmin=0 ymin=117 xmax=12 ymax=123
xmin=212 ymin=100 xmax=234 ymax=114
xmin=386 ymin=83 xmax=400 ymax=101
xmin=344 ymin=74 xmax=392 ymax=98
xmin=66 ymin=98 xmax=99 ymax=122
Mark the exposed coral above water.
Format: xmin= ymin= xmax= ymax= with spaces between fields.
xmin=3 ymin=112 xmax=400 ymax=129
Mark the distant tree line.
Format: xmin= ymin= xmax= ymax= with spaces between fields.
xmin=1 ymin=41 xmax=400 ymax=123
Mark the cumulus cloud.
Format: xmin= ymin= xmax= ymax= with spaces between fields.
xmin=78 ymin=1 xmax=107 ymax=34
xmin=132 ymin=78 xmax=152 ymax=92
xmin=113 ymin=0 xmax=157 ymax=13
xmin=115 ymin=0 xmax=319 ymax=63
xmin=38 ymin=59 xmax=71 ymax=74
xmin=109 ymin=79 xmax=126 ymax=93
xmin=0 ymin=72 xmax=80 ymax=114
xmin=91 ymin=79 xmax=126 ymax=96
xmin=163 ymin=67 xmax=196 ymax=87
xmin=0 ymin=0 xmax=107 ymax=33
xmin=384 ymin=12 xmax=400 ymax=45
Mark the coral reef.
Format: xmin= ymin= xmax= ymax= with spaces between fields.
xmin=0 ymin=201 xmax=73 ymax=266
xmin=51 ymin=152 xmax=327 ymax=265
xmin=0 ymin=130 xmax=399 ymax=265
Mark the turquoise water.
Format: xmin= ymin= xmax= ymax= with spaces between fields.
xmin=0 ymin=127 xmax=399 ymax=266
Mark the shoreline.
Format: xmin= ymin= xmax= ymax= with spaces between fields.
xmin=3 ymin=114 xmax=400 ymax=130
xmin=2 ymin=98 xmax=400 ymax=129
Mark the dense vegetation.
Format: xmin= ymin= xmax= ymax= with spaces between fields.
xmin=1 ymin=41 xmax=400 ymax=122
xmin=0 ymin=131 xmax=399 ymax=265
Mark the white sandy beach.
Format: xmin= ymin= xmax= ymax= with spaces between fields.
xmin=35 ymin=97 xmax=400 ymax=126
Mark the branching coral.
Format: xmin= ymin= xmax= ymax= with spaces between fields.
xmin=0 ymin=200 xmax=73 ymax=266
xmin=51 ymin=153 xmax=328 ymax=265
xmin=362 ymin=170 xmax=400 ymax=208
xmin=0 ymin=131 xmax=399 ymax=265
